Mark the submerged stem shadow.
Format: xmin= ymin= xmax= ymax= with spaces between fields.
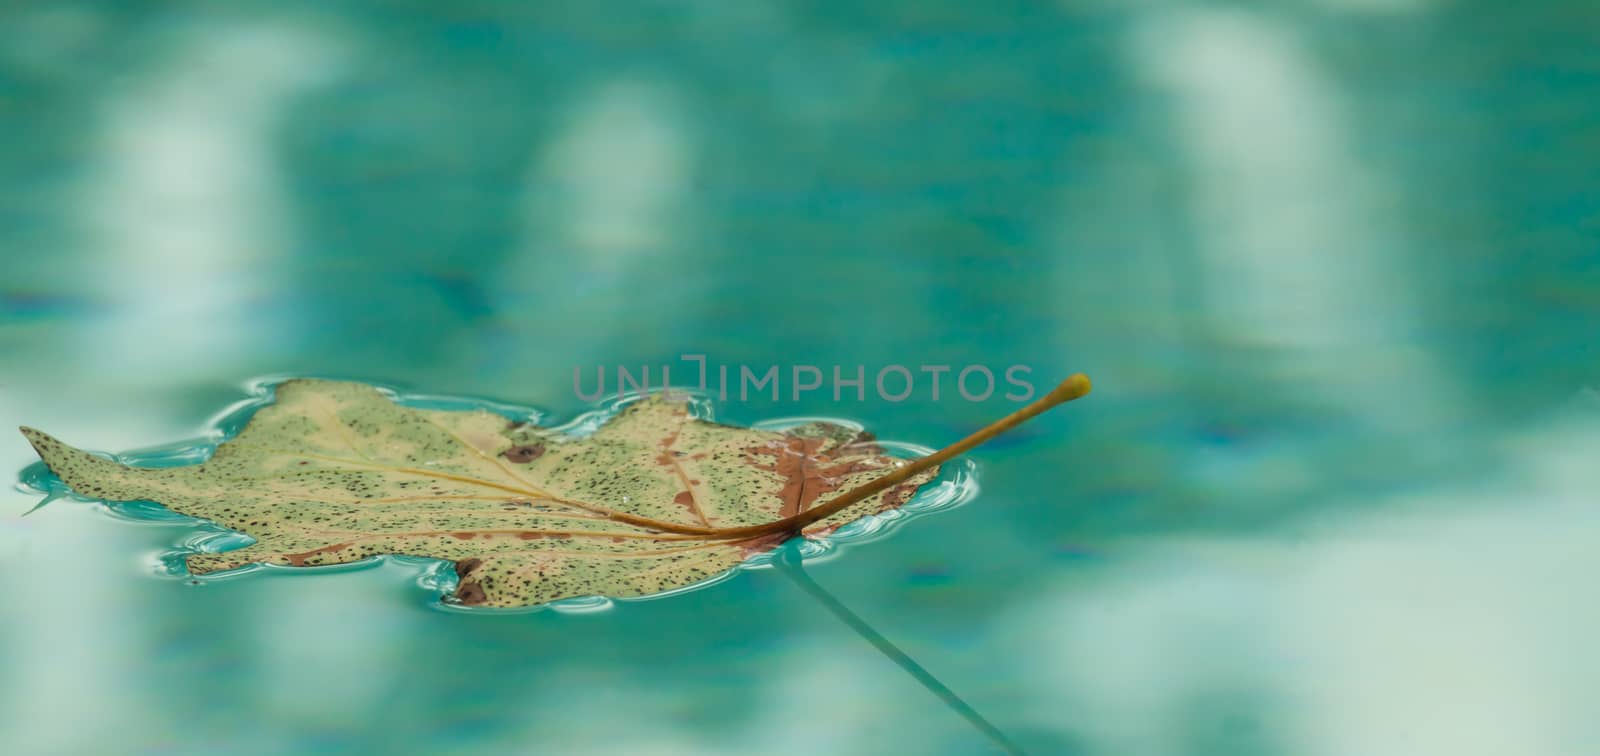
xmin=774 ymin=540 xmax=1029 ymax=756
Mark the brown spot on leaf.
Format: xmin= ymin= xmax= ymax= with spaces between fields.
xmin=653 ymin=430 xmax=682 ymax=466
xmin=455 ymin=581 xmax=487 ymax=606
xmin=455 ymin=558 xmax=482 ymax=578
xmin=503 ymin=444 xmax=545 ymax=463
xmin=283 ymin=542 xmax=353 ymax=566
xmin=450 ymin=531 xmax=476 ymax=540
xmin=747 ymin=437 xmax=840 ymax=518
xmin=844 ymin=430 xmax=884 ymax=455
xmin=881 ymin=482 xmax=921 ymax=509
xmin=736 ymin=533 xmax=790 ymax=559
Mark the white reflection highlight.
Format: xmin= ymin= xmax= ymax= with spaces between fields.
xmin=528 ymin=78 xmax=696 ymax=268
xmin=0 ymin=509 xmax=146 ymax=753
xmin=1005 ymin=417 xmax=1600 ymax=756
xmin=491 ymin=77 xmax=700 ymax=388
xmin=1128 ymin=8 xmax=1457 ymax=433
xmin=506 ymin=665 xmax=733 ymax=755
xmin=76 ymin=22 xmax=339 ymax=385
xmin=745 ymin=648 xmax=902 ymax=753
xmin=507 ymin=639 xmax=924 ymax=755
xmin=249 ymin=568 xmax=415 ymax=734
xmin=0 ymin=17 xmax=350 ymax=753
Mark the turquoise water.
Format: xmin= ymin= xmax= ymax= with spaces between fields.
xmin=2 ymin=2 xmax=1598 ymax=755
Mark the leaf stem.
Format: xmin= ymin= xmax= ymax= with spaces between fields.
xmin=704 ymin=373 xmax=1091 ymax=540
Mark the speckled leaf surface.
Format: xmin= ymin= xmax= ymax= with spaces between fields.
xmin=22 ymin=380 xmax=938 ymax=608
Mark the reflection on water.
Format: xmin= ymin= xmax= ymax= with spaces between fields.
xmin=1 ymin=1 xmax=1597 ymax=754
xmin=76 ymin=22 xmax=341 ymax=388
xmin=1003 ymin=414 xmax=1600 ymax=756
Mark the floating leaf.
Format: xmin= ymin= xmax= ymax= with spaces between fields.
xmin=21 ymin=375 xmax=1091 ymax=608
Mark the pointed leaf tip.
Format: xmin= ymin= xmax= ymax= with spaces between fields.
xmin=19 ymin=426 xmax=46 ymax=451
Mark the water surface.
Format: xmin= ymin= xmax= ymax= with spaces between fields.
xmin=2 ymin=2 xmax=1598 ymax=755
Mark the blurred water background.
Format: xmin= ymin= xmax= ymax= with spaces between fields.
xmin=2 ymin=1 xmax=1598 ymax=754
